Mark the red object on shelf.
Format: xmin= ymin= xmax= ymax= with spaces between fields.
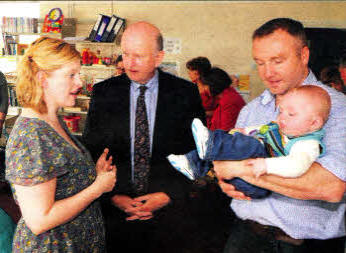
xmin=63 ymin=116 xmax=81 ymax=132
xmin=89 ymin=54 xmax=94 ymax=65
xmin=82 ymin=49 xmax=89 ymax=65
xmin=93 ymin=56 xmax=99 ymax=64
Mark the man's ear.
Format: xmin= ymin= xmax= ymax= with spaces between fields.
xmin=301 ymin=46 xmax=310 ymax=66
xmin=36 ymin=71 xmax=47 ymax=88
xmin=154 ymin=50 xmax=165 ymax=68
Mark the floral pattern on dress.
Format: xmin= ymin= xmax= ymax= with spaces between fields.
xmin=5 ymin=117 xmax=106 ymax=253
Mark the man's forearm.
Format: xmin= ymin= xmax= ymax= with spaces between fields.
xmin=214 ymin=160 xmax=345 ymax=202
xmin=241 ymin=162 xmax=345 ymax=202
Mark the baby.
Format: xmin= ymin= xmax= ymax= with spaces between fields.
xmin=168 ymin=85 xmax=331 ymax=198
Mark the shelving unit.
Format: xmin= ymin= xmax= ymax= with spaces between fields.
xmin=65 ymin=41 xmax=121 ymax=135
xmin=1 ymin=26 xmax=120 ymax=137
xmin=1 ymin=32 xmax=62 ymax=72
xmin=4 ymin=32 xmax=61 ymax=37
xmin=81 ymin=65 xmax=116 ymax=82
xmin=2 ymin=31 xmax=81 ymax=136
xmin=75 ymin=40 xmax=120 ymax=80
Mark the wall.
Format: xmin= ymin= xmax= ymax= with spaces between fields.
xmin=40 ymin=1 xmax=346 ymax=100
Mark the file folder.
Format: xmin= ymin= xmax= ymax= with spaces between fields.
xmin=100 ymin=15 xmax=118 ymax=42
xmin=94 ymin=15 xmax=111 ymax=42
xmin=88 ymin=14 xmax=103 ymax=41
xmin=107 ymin=17 xmax=125 ymax=42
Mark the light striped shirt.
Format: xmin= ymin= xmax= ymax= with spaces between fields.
xmin=231 ymin=71 xmax=346 ymax=239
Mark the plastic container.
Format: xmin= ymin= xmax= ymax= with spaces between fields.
xmin=63 ymin=115 xmax=81 ymax=132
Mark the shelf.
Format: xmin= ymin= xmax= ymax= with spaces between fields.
xmin=5 ymin=115 xmax=18 ymax=121
xmin=7 ymin=107 xmax=89 ymax=116
xmin=60 ymin=108 xmax=88 ymax=114
xmin=64 ymin=110 xmax=88 ymax=115
xmin=71 ymin=131 xmax=82 ymax=136
xmin=0 ymin=56 xmax=16 ymax=59
xmin=6 ymin=32 xmax=62 ymax=38
xmin=75 ymin=41 xmax=117 ymax=46
xmin=81 ymin=65 xmax=115 ymax=70
xmin=7 ymin=107 xmax=22 ymax=116
xmin=76 ymin=95 xmax=91 ymax=100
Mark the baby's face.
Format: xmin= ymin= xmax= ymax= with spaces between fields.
xmin=277 ymin=93 xmax=317 ymax=137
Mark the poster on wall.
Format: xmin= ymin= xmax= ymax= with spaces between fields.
xmin=238 ymin=74 xmax=250 ymax=92
xmin=163 ymin=38 xmax=181 ymax=54
xmin=160 ymin=61 xmax=179 ymax=76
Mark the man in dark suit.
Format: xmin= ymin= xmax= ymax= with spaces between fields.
xmin=83 ymin=21 xmax=206 ymax=252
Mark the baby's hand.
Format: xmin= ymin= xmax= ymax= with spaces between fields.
xmin=246 ymin=158 xmax=267 ymax=178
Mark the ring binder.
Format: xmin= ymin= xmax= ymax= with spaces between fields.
xmin=100 ymin=15 xmax=118 ymax=42
xmin=107 ymin=16 xmax=125 ymax=42
xmin=88 ymin=14 xmax=103 ymax=42
xmin=94 ymin=15 xmax=111 ymax=42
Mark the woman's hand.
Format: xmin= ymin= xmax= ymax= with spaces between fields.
xmin=95 ymin=148 xmax=113 ymax=174
xmin=94 ymin=166 xmax=116 ymax=193
xmin=94 ymin=148 xmax=117 ymax=193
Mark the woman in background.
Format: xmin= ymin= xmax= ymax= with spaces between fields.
xmin=0 ymin=66 xmax=12 ymax=253
xmin=202 ymin=67 xmax=245 ymax=131
xmin=5 ymin=37 xmax=116 ymax=252
xmin=186 ymin=57 xmax=217 ymax=126
xmin=0 ymin=199 xmax=16 ymax=253
xmin=114 ymin=54 xmax=125 ymax=76
xmin=0 ymin=71 xmax=9 ymax=137
xmin=319 ymin=65 xmax=346 ymax=94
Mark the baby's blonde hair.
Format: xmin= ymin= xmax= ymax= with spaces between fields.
xmin=286 ymin=85 xmax=331 ymax=124
xmin=16 ymin=36 xmax=81 ymax=114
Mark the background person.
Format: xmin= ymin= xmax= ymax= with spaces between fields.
xmin=0 ymin=207 xmax=15 ymax=253
xmin=202 ymin=67 xmax=245 ymax=131
xmin=83 ymin=22 xmax=208 ymax=253
xmin=114 ymin=54 xmax=125 ymax=76
xmin=319 ymin=65 xmax=346 ymax=94
xmin=339 ymin=54 xmax=346 ymax=85
xmin=230 ymin=74 xmax=239 ymax=88
xmin=5 ymin=37 xmax=116 ymax=252
xmin=0 ymin=72 xmax=9 ymax=137
xmin=213 ymin=18 xmax=346 ymax=253
xmin=0 ymin=71 xmax=9 ymax=186
xmin=186 ymin=56 xmax=217 ymax=126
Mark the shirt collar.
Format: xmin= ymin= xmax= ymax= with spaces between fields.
xmin=302 ymin=70 xmax=318 ymax=85
xmin=260 ymin=69 xmax=317 ymax=106
xmin=131 ymin=70 xmax=159 ymax=92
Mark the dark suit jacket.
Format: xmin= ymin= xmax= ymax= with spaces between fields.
xmin=82 ymin=69 xmax=206 ymax=205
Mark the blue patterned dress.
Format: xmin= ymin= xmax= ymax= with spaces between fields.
xmin=5 ymin=117 xmax=106 ymax=253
